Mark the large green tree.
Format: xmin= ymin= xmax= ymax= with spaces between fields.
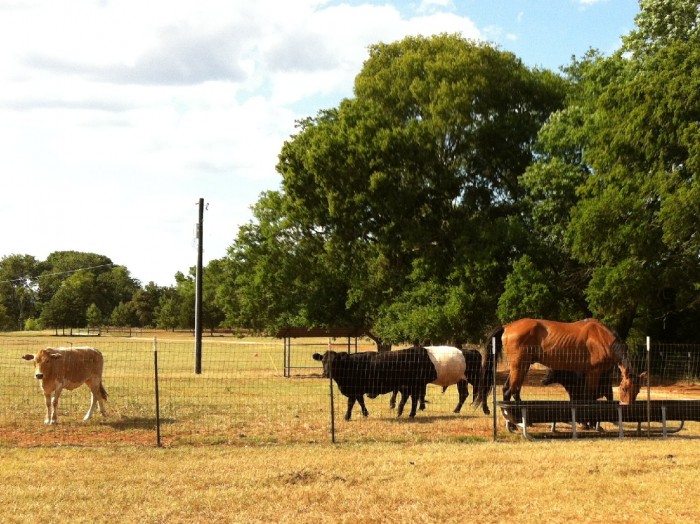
xmin=225 ymin=34 xmax=567 ymax=342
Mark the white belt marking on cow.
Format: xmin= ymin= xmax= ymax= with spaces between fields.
xmin=425 ymin=346 xmax=467 ymax=387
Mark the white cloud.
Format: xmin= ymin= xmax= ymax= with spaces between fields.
xmin=577 ymin=0 xmax=609 ymax=6
xmin=417 ymin=0 xmax=455 ymax=15
xmin=0 ymin=0 xmax=483 ymax=286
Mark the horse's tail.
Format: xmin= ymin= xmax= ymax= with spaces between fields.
xmin=473 ymin=326 xmax=504 ymax=410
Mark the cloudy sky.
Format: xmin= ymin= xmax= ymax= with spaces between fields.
xmin=0 ymin=0 xmax=639 ymax=287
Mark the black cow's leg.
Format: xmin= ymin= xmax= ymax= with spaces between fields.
xmin=357 ymin=395 xmax=369 ymax=417
xmin=408 ymin=392 xmax=419 ymax=418
xmin=454 ymin=380 xmax=468 ymax=413
xmin=345 ymin=397 xmax=356 ymax=421
xmin=390 ymin=390 xmax=397 ymax=409
xmin=397 ymin=390 xmax=408 ymax=417
xmin=419 ymin=384 xmax=427 ymax=410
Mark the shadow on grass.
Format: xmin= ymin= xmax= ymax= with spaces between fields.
xmin=383 ymin=414 xmax=482 ymax=424
xmin=105 ymin=417 xmax=175 ymax=430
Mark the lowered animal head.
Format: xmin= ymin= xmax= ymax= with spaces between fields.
xmin=21 ymin=348 xmax=62 ymax=380
xmin=618 ymin=369 xmax=648 ymax=404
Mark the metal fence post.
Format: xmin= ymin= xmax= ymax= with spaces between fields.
xmin=154 ymin=337 xmax=161 ymax=448
xmin=647 ymin=336 xmax=651 ymax=434
xmin=492 ymin=337 xmax=497 ymax=442
xmin=329 ymin=360 xmax=336 ymax=444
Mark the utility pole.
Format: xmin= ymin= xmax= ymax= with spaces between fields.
xmin=194 ymin=198 xmax=204 ymax=374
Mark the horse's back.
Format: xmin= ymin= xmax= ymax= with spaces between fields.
xmin=502 ymin=318 xmax=616 ymax=369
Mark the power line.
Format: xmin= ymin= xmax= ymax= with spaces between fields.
xmin=0 ymin=263 xmax=115 ymax=285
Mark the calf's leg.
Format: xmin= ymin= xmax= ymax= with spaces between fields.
xmin=43 ymin=392 xmax=52 ymax=425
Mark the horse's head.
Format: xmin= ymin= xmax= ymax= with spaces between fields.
xmin=618 ymin=369 xmax=648 ymax=404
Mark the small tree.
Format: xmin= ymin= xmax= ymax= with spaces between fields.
xmin=110 ymin=301 xmax=137 ymax=327
xmin=86 ymin=303 xmax=103 ymax=331
xmin=155 ymin=295 xmax=181 ymax=332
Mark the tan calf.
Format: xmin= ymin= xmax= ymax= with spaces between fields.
xmin=22 ymin=347 xmax=108 ymax=424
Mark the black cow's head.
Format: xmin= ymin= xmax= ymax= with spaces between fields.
xmin=312 ymin=351 xmax=333 ymax=377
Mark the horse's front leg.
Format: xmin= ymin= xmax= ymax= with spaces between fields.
xmin=584 ymin=369 xmax=602 ymax=400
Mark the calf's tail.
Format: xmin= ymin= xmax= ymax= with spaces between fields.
xmin=473 ymin=326 xmax=503 ymax=411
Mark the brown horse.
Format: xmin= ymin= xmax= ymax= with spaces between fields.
xmin=489 ymin=318 xmax=646 ymax=404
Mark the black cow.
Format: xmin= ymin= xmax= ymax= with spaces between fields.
xmin=312 ymin=347 xmax=437 ymax=420
xmin=541 ymin=368 xmax=614 ymax=430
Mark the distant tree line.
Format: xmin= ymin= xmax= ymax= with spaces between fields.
xmin=0 ymin=251 xmax=225 ymax=335
xmin=4 ymin=1 xmax=700 ymax=345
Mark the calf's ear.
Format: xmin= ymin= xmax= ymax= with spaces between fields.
xmin=312 ymin=353 xmax=323 ymax=361
xmin=21 ymin=354 xmax=35 ymax=361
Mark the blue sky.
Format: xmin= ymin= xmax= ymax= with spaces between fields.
xmin=0 ymin=0 xmax=640 ymax=287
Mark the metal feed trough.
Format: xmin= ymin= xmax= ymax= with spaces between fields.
xmin=497 ymin=400 xmax=700 ymax=439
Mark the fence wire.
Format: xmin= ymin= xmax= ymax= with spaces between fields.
xmin=1 ymin=336 xmax=699 ymax=446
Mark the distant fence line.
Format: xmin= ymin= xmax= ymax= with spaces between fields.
xmin=1 ymin=336 xmax=699 ymax=447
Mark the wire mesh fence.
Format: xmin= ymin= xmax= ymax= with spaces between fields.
xmin=1 ymin=335 xmax=699 ymax=446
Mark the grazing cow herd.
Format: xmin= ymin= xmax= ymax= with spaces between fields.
xmin=18 ymin=318 xmax=645 ymax=432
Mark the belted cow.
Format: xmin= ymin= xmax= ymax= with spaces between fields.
xmin=388 ymin=346 xmax=490 ymax=415
xmin=22 ymin=347 xmax=108 ymax=424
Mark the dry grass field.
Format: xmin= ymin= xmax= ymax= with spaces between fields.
xmin=1 ymin=331 xmax=699 ymax=522
xmin=2 ymin=439 xmax=700 ymax=523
